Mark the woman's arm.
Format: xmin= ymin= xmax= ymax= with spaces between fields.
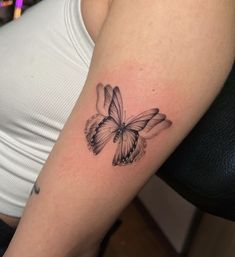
xmin=4 ymin=0 xmax=234 ymax=256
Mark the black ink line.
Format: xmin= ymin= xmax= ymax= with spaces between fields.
xmin=30 ymin=181 xmax=40 ymax=196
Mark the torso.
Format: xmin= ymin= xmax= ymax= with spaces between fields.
xmin=0 ymin=0 xmax=111 ymax=229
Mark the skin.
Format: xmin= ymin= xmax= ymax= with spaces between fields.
xmin=2 ymin=0 xmax=235 ymax=256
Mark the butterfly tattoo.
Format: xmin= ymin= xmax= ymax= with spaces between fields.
xmin=84 ymin=83 xmax=172 ymax=166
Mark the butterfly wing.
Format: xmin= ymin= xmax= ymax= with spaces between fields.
xmin=112 ymin=129 xmax=146 ymax=166
xmin=85 ymin=114 xmax=118 ymax=154
xmin=108 ymin=86 xmax=123 ymax=125
xmin=125 ymin=108 xmax=172 ymax=138
xmin=112 ymin=108 xmax=172 ymax=165
xmin=141 ymin=113 xmax=172 ymax=139
xmin=86 ymin=85 xmax=124 ymax=156
xmin=125 ymin=108 xmax=160 ymax=131
xmin=96 ymin=83 xmax=113 ymax=116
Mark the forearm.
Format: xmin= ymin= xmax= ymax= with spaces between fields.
xmin=4 ymin=0 xmax=234 ymax=256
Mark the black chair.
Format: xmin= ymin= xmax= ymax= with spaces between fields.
xmin=157 ymin=63 xmax=235 ymax=221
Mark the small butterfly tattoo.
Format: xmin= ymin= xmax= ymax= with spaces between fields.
xmin=84 ymin=83 xmax=172 ymax=166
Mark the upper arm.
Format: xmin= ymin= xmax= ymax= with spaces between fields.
xmin=78 ymin=0 xmax=234 ymax=172
xmin=6 ymin=1 xmax=235 ymax=256
xmin=85 ymin=0 xmax=234 ymax=149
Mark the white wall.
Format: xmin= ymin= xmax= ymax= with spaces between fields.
xmin=138 ymin=176 xmax=196 ymax=253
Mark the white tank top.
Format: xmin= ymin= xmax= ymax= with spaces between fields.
xmin=0 ymin=0 xmax=95 ymax=217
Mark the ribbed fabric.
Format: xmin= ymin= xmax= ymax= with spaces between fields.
xmin=0 ymin=0 xmax=95 ymax=217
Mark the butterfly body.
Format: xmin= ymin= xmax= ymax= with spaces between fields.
xmin=85 ymin=84 xmax=172 ymax=166
xmin=113 ymin=122 xmax=126 ymax=143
